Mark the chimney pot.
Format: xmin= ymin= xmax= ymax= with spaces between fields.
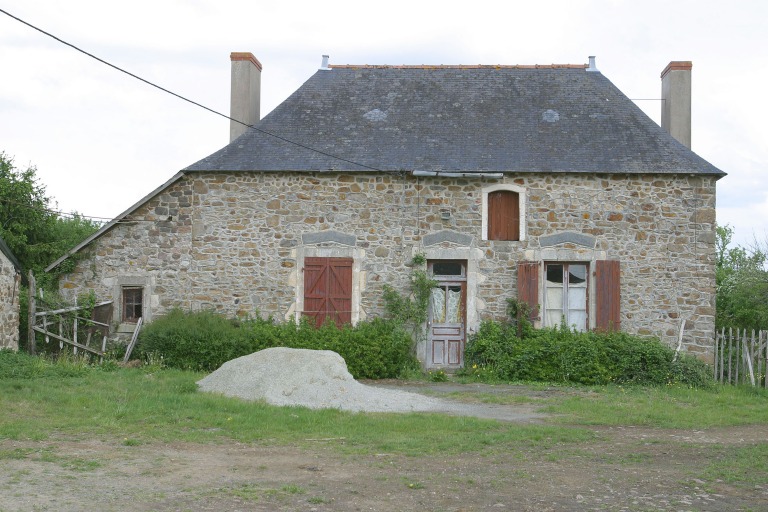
xmin=660 ymin=61 xmax=692 ymax=148
xmin=586 ymin=55 xmax=599 ymax=72
xmin=229 ymin=52 xmax=262 ymax=142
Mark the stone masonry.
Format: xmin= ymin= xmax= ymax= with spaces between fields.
xmin=0 ymin=250 xmax=20 ymax=350
xmin=58 ymin=171 xmax=718 ymax=358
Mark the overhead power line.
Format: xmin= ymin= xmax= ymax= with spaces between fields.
xmin=0 ymin=7 xmax=384 ymax=176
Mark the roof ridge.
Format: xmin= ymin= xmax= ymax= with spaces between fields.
xmin=328 ymin=64 xmax=588 ymax=70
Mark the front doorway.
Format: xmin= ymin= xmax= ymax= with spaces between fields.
xmin=427 ymin=260 xmax=467 ymax=369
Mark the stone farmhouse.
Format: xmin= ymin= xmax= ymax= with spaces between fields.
xmin=0 ymin=236 xmax=22 ymax=350
xmin=48 ymin=54 xmax=725 ymax=368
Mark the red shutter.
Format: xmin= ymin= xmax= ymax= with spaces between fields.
xmin=595 ymin=260 xmax=621 ymax=332
xmin=304 ymin=258 xmax=328 ymax=327
xmin=304 ymin=257 xmax=353 ymax=327
xmin=328 ymin=258 xmax=353 ymax=326
xmin=517 ymin=261 xmax=539 ymax=321
xmin=488 ymin=191 xmax=520 ymax=241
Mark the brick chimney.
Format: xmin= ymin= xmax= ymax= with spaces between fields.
xmin=660 ymin=61 xmax=692 ymax=148
xmin=230 ymin=52 xmax=262 ymax=142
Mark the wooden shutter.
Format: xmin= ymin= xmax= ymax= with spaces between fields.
xmin=304 ymin=257 xmax=353 ymax=327
xmin=328 ymin=258 xmax=353 ymax=326
xmin=488 ymin=191 xmax=520 ymax=241
xmin=595 ymin=260 xmax=621 ymax=331
xmin=517 ymin=261 xmax=539 ymax=321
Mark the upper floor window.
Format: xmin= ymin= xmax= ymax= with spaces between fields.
xmin=488 ymin=191 xmax=520 ymax=241
xmin=482 ymin=184 xmax=526 ymax=241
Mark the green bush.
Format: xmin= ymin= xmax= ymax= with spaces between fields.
xmin=135 ymin=310 xmax=419 ymax=379
xmin=463 ymin=321 xmax=713 ymax=388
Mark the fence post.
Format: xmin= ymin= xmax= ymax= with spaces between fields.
xmin=713 ymin=329 xmax=719 ymax=381
xmin=763 ymin=330 xmax=768 ymax=389
xmin=743 ymin=335 xmax=756 ymax=387
xmin=720 ymin=327 xmax=725 ymax=383
xmin=728 ymin=328 xmax=734 ymax=384
xmin=26 ymin=271 xmax=36 ymax=355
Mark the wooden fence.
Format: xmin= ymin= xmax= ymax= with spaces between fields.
xmin=714 ymin=328 xmax=767 ymax=387
xmin=27 ymin=272 xmax=112 ymax=358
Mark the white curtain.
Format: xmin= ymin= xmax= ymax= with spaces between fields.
xmin=431 ymin=288 xmax=446 ymax=323
xmin=446 ymin=288 xmax=462 ymax=323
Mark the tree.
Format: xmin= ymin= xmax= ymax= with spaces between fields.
xmin=0 ymin=152 xmax=101 ymax=287
xmin=715 ymin=224 xmax=768 ymax=330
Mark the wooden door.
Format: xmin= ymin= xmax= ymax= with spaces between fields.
xmin=303 ymin=257 xmax=353 ymax=327
xmin=427 ymin=260 xmax=467 ymax=369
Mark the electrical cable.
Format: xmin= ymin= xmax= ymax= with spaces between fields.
xmin=0 ymin=7 xmax=386 ymax=173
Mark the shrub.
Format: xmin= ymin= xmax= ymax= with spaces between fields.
xmin=136 ymin=309 xmax=249 ymax=371
xmin=135 ymin=310 xmax=419 ymax=379
xmin=463 ymin=321 xmax=714 ymax=387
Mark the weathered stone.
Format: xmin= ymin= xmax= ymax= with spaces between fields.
xmin=57 ymin=172 xmax=718 ymax=357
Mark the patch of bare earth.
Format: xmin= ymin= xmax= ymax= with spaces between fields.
xmin=1 ymin=383 xmax=766 ymax=511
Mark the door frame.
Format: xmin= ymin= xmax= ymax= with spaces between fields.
xmin=426 ymin=259 xmax=468 ymax=369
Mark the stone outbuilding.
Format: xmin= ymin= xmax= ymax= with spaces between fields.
xmin=48 ymin=55 xmax=725 ymax=368
xmin=0 ymin=236 xmax=22 ymax=351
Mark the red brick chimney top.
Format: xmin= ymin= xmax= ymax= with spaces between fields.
xmin=230 ymin=52 xmax=262 ymax=71
xmin=661 ymin=61 xmax=692 ymax=78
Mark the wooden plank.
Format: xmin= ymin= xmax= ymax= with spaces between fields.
xmin=760 ymin=331 xmax=768 ymax=389
xmin=728 ymin=328 xmax=733 ymax=384
xmin=713 ymin=329 xmax=720 ymax=381
xmin=31 ymin=326 xmax=104 ymax=356
xmin=35 ymin=300 xmax=113 ymax=317
xmin=123 ymin=317 xmax=143 ymax=363
xmin=27 ymin=272 xmax=36 ymax=355
xmin=743 ymin=336 xmax=756 ymax=387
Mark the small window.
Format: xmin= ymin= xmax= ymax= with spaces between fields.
xmin=122 ymin=287 xmax=143 ymax=323
xmin=430 ymin=260 xmax=465 ymax=277
xmin=544 ymin=263 xmax=588 ymax=331
xmin=487 ymin=190 xmax=520 ymax=241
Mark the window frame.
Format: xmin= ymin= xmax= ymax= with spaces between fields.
xmin=121 ymin=286 xmax=143 ymax=323
xmin=543 ymin=262 xmax=589 ymax=331
xmin=481 ymin=183 xmax=526 ymax=241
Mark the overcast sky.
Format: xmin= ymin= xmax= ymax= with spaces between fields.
xmin=1 ymin=0 xmax=766 ymax=247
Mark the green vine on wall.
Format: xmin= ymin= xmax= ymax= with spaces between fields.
xmin=382 ymin=254 xmax=436 ymax=342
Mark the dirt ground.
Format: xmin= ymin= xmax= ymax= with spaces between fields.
xmin=1 ymin=382 xmax=766 ymax=512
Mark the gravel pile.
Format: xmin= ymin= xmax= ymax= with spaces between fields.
xmin=196 ymin=347 xmax=448 ymax=413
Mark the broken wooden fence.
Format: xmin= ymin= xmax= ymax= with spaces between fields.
xmin=714 ymin=328 xmax=768 ymax=388
xmin=27 ymin=272 xmax=112 ymax=358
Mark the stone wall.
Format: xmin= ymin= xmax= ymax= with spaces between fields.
xmin=58 ymin=171 xmax=718 ymax=357
xmin=0 ymin=252 xmax=20 ymax=350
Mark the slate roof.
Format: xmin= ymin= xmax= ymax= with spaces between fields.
xmin=186 ymin=64 xmax=724 ymax=176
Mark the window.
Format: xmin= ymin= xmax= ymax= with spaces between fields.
xmin=488 ymin=190 xmax=520 ymax=241
xmin=517 ymin=259 xmax=621 ymax=332
xmin=430 ymin=260 xmax=465 ymax=278
xmin=122 ymin=287 xmax=143 ymax=323
xmin=544 ymin=263 xmax=588 ymax=331
xmin=482 ymin=184 xmax=526 ymax=241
